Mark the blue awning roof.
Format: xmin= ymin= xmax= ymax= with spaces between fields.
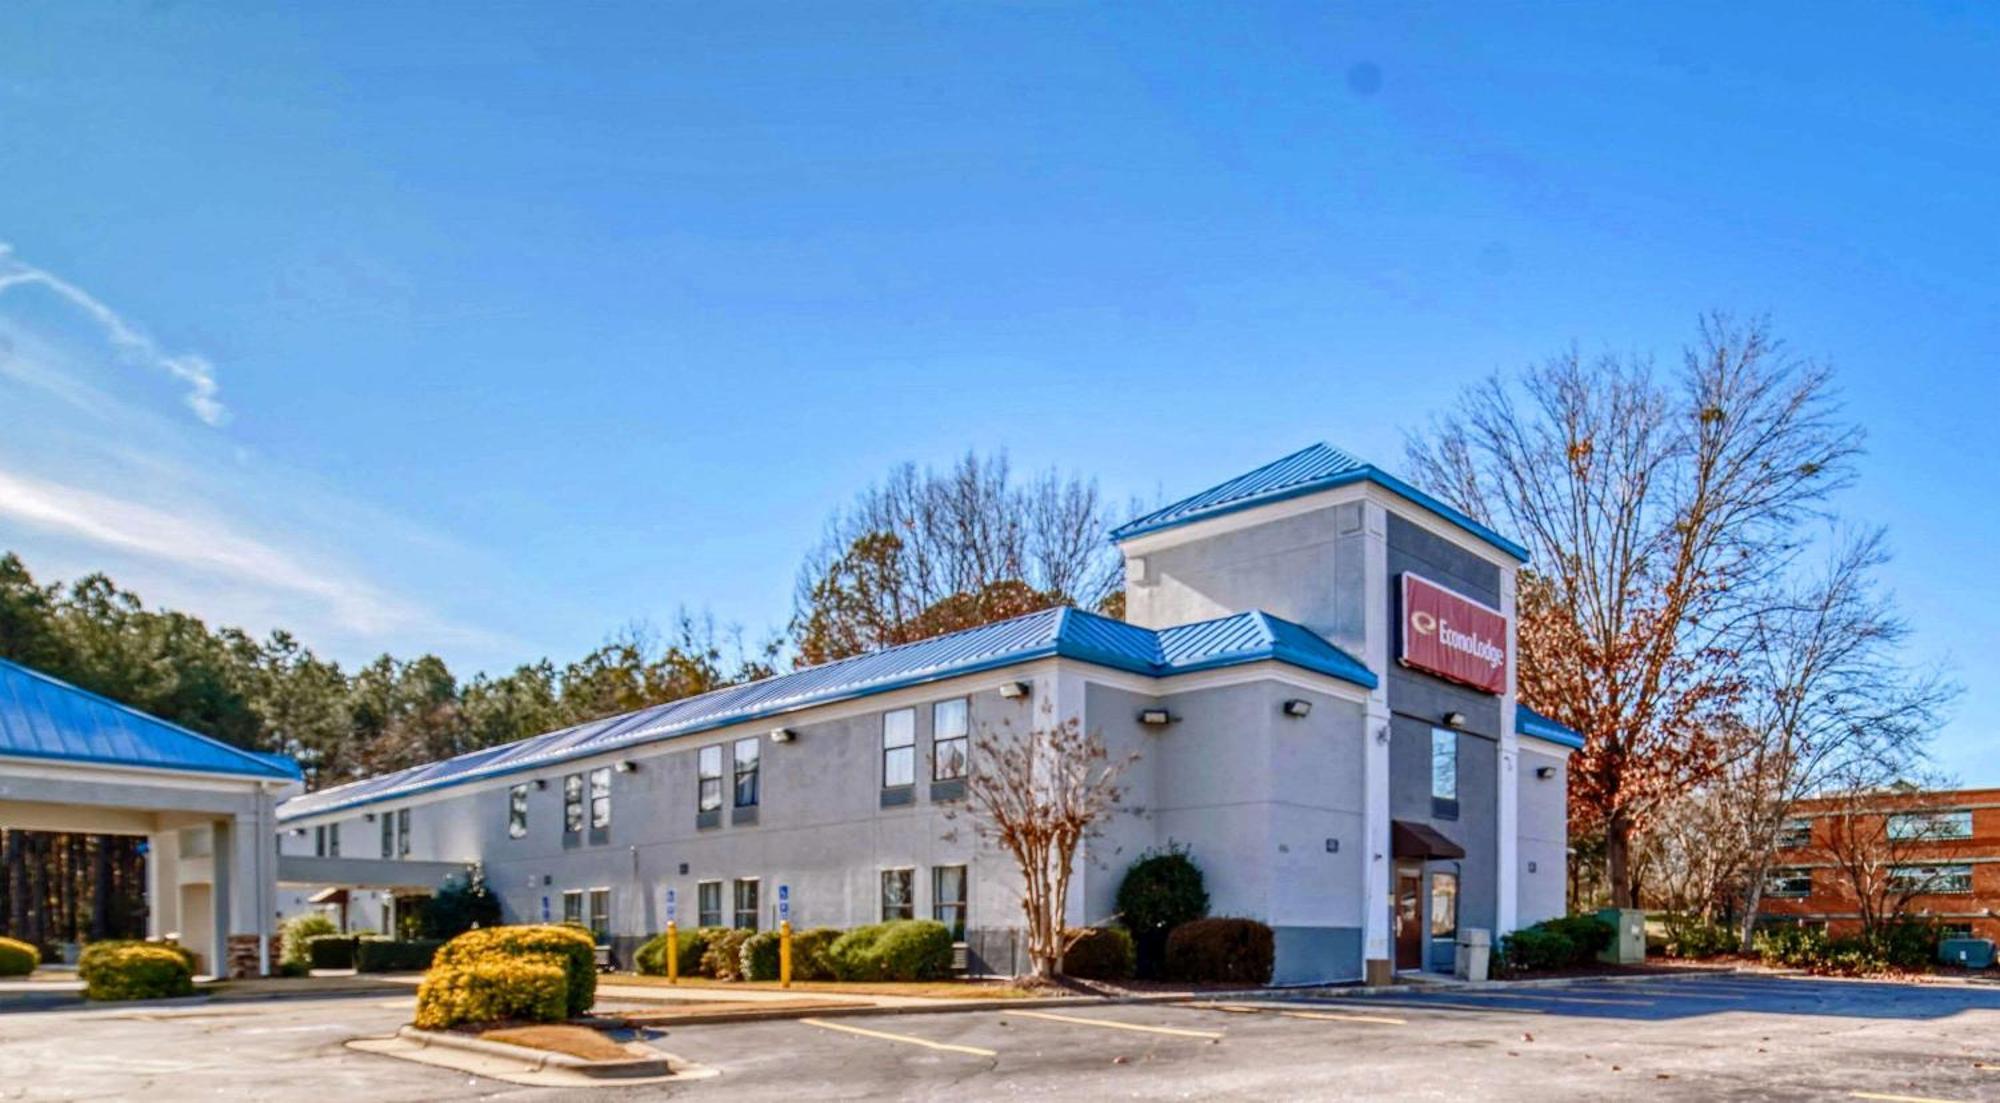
xmin=1516 ymin=704 xmax=1584 ymax=750
xmin=0 ymin=658 xmax=302 ymax=781
xmin=1110 ymin=442 xmax=1531 ymax=562
xmin=278 ymin=606 xmax=1375 ymax=822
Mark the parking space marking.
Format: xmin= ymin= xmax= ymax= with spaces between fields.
xmin=1009 ymin=1010 xmax=1224 ymax=1040
xmin=797 ymin=1017 xmax=998 ymax=1057
xmin=1318 ymin=998 xmax=1547 ymax=1015
xmin=1192 ymin=1003 xmax=1407 ymax=1026
xmin=1850 ymin=1092 xmax=1969 ymax=1103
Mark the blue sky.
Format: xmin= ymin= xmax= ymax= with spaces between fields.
xmin=1 ymin=4 xmax=1994 ymax=782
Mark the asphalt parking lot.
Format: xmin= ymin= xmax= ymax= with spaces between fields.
xmin=2 ymin=974 xmax=1997 ymax=1101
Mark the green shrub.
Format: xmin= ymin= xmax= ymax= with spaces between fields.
xmin=0 ymin=936 xmax=39 ymax=977
xmin=414 ymin=955 xmax=567 ymax=1029
xmin=415 ymin=866 xmax=504 ymax=940
xmin=1660 ymin=916 xmax=1737 ymax=959
xmin=829 ymin=920 xmax=955 ymax=981
xmin=1754 ymin=923 xmax=1829 ymax=969
xmin=79 ymin=939 xmax=197 ymax=976
xmin=701 ymin=929 xmax=753 ymax=980
xmin=1164 ymin=918 xmax=1274 ymax=985
xmin=80 ymin=943 xmax=194 ymax=1001
xmin=280 ymin=913 xmax=338 ymax=969
xmin=1117 ymin=845 xmax=1209 ymax=979
xmin=740 ymin=930 xmax=783 ymax=981
xmin=791 ymin=927 xmax=843 ymax=981
xmin=635 ymin=926 xmax=726 ymax=977
xmin=355 ymin=937 xmax=443 ymax=973
xmin=1755 ymin=921 xmax=1940 ymax=975
xmin=1497 ymin=915 xmax=1614 ymax=975
xmin=432 ymin=925 xmax=598 ymax=1017
xmin=307 ymin=934 xmax=358 ymax=970
xmin=1062 ymin=927 xmax=1136 ymax=981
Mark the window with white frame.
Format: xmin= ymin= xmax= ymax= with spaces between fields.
xmin=562 ymin=889 xmax=584 ymax=926
xmin=380 ymin=812 xmax=393 ymax=858
xmin=1890 ymin=864 xmax=1973 ymax=894
xmin=733 ymin=878 xmax=760 ymax=931
xmin=698 ymin=745 xmax=724 ymax=812
xmin=1766 ymin=868 xmax=1813 ymax=898
xmin=932 ymin=865 xmax=967 ymax=939
xmin=588 ymin=888 xmax=611 ymax=939
xmin=328 ymin=822 xmax=340 ymax=857
xmin=589 ymin=767 xmax=612 ymax=830
xmin=563 ymin=773 xmax=584 ymax=835
xmin=933 ymin=698 xmax=969 ymax=781
xmin=697 ymin=880 xmax=723 ymax=927
xmin=1888 ymin=810 xmax=1973 ymax=841
xmin=734 ymin=738 xmax=760 ymax=808
xmin=507 ymin=784 xmax=529 ymax=839
xmin=882 ymin=708 xmax=915 ymax=789
xmin=881 ymin=868 xmax=915 ymax=921
xmin=397 ymin=808 xmax=410 ymax=856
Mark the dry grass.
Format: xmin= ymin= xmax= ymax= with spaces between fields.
xmin=610 ymin=974 xmax=1039 ymax=999
xmin=480 ymin=1024 xmax=633 ymax=1061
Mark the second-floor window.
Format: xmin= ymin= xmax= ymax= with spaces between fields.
xmin=380 ymin=813 xmax=393 ymax=858
xmin=1890 ymin=864 xmax=1974 ymax=894
xmin=1766 ymin=868 xmax=1813 ymax=897
xmin=507 ymin=784 xmax=529 ymax=839
xmin=1888 ymin=810 xmax=1973 ymax=841
xmin=589 ymin=767 xmax=612 ymax=830
xmin=1777 ymin=818 xmax=1813 ymax=849
xmin=698 ymin=745 xmax=724 ymax=812
xmin=933 ymin=698 xmax=969 ymax=781
xmin=563 ymin=774 xmax=584 ymax=835
xmin=1430 ymin=728 xmax=1459 ymax=819
xmin=314 ymin=824 xmax=340 ymax=857
xmin=883 ymin=708 xmax=916 ymax=789
xmin=733 ymin=738 xmax=760 ymax=808
xmin=396 ymin=808 xmax=410 ymax=856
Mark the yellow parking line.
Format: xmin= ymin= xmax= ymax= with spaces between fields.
xmin=1009 ymin=1009 xmax=1224 ymax=1040
xmin=1192 ymin=1003 xmax=1406 ymax=1026
xmin=798 ymin=1017 xmax=998 ymax=1057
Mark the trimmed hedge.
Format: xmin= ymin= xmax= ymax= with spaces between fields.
xmin=280 ymin=913 xmax=338 ymax=969
xmin=355 ymin=937 xmax=443 ymax=973
xmin=432 ymin=925 xmax=598 ymax=1017
xmin=79 ymin=939 xmax=197 ymax=976
xmin=1117 ymin=845 xmax=1209 ymax=979
xmin=0 ymin=936 xmax=39 ymax=977
xmin=414 ymin=955 xmax=567 ymax=1030
xmin=791 ymin=927 xmax=843 ymax=981
xmin=740 ymin=930 xmax=783 ymax=981
xmin=1062 ymin=927 xmax=1136 ymax=981
xmin=307 ymin=934 xmax=358 ymax=970
xmin=80 ymin=943 xmax=194 ymax=1001
xmin=1165 ymin=918 xmax=1274 ymax=985
xmin=702 ymin=929 xmax=753 ymax=980
xmin=829 ymin=920 xmax=954 ymax=982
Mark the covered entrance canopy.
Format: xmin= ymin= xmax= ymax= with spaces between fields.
xmin=0 ymin=658 xmax=300 ymax=977
xmin=1391 ymin=819 xmax=1466 ymax=860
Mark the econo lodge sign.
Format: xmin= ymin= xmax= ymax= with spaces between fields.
xmin=1400 ymin=572 xmax=1508 ymax=695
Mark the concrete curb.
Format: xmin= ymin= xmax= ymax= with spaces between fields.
xmin=395 ymin=1025 xmax=672 ymax=1079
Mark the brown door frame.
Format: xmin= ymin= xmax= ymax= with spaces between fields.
xmin=1394 ymin=865 xmax=1424 ymax=970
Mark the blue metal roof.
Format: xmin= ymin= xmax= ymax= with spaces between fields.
xmin=278 ymin=606 xmax=1376 ymax=822
xmin=0 ymin=658 xmax=302 ymax=781
xmin=1109 ymin=442 xmax=1531 ymax=562
xmin=1516 ymin=704 xmax=1584 ymax=750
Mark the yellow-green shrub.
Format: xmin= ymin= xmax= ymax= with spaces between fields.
xmin=429 ymin=924 xmax=596 ymax=1017
xmin=0 ymin=936 xmax=39 ymax=976
xmin=80 ymin=943 xmax=194 ymax=1001
xmin=413 ymin=956 xmax=567 ymax=1029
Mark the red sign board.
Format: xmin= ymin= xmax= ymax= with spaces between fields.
xmin=1400 ymin=573 xmax=1508 ymax=695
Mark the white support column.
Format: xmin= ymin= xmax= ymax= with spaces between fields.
xmin=1360 ymin=501 xmax=1394 ymax=984
xmin=1496 ymin=563 xmax=1521 ymax=936
xmin=144 ymin=829 xmax=176 ymax=940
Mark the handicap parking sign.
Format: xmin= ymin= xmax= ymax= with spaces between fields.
xmin=665 ymin=887 xmax=677 ymax=922
xmin=778 ymin=884 xmax=790 ymax=922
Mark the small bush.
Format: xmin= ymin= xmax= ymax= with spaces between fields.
xmin=432 ymin=925 xmax=598 ymax=1017
xmin=307 ymin=934 xmax=358 ymax=970
xmin=1754 ymin=923 xmax=1829 ymax=970
xmin=280 ymin=913 xmax=338 ymax=969
xmin=740 ymin=930 xmax=783 ymax=981
xmin=414 ymin=955 xmax=567 ymax=1030
xmin=355 ymin=937 xmax=443 ymax=973
xmin=1496 ymin=915 xmax=1613 ymax=975
xmin=416 ymin=866 xmax=504 ymax=940
xmin=635 ymin=926 xmax=727 ymax=977
xmin=79 ymin=939 xmax=197 ymax=976
xmin=829 ymin=920 xmax=954 ymax=981
xmin=791 ymin=927 xmax=843 ymax=981
xmin=80 ymin=943 xmax=194 ymax=1001
xmin=1117 ymin=845 xmax=1209 ymax=979
xmin=1062 ymin=927 xmax=1136 ymax=981
xmin=1755 ymin=920 xmax=1940 ymax=975
xmin=0 ymin=936 xmax=39 ymax=977
xmin=1165 ymin=918 xmax=1274 ymax=985
xmin=701 ymin=929 xmax=754 ymax=980
xmin=1660 ymin=916 xmax=1738 ymax=959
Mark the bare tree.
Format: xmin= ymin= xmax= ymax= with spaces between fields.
xmin=792 ymin=453 xmax=1124 ymax=665
xmin=1407 ymin=315 xmax=1863 ymax=906
xmin=1812 ymin=781 xmax=1964 ymax=936
xmin=952 ymin=703 xmax=1135 ymax=982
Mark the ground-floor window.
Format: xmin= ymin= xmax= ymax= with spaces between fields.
xmin=1429 ymin=870 xmax=1459 ymax=940
xmin=588 ymin=888 xmax=611 ymax=939
xmin=881 ymin=868 xmax=915 ymax=921
xmin=562 ymin=889 xmax=584 ymax=926
xmin=932 ymin=865 xmax=967 ymax=939
xmin=734 ymin=878 xmax=760 ymax=930
xmin=697 ymin=880 xmax=722 ymax=927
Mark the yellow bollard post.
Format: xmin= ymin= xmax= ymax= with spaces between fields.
xmin=666 ymin=920 xmax=679 ymax=985
xmin=780 ymin=920 xmax=793 ymax=988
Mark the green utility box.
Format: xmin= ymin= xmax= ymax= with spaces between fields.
xmin=1596 ymin=908 xmax=1648 ymax=965
xmin=1939 ymin=938 xmax=1995 ymax=969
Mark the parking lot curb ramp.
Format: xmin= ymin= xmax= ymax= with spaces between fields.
xmin=394 ymin=1025 xmax=672 ymax=1079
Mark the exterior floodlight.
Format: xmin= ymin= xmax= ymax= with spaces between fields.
xmin=614 ymin=760 xmax=638 ymax=773
xmin=769 ymin=727 xmax=797 ymax=744
xmin=1138 ymin=708 xmax=1173 ymax=727
xmin=1282 ymin=698 xmax=1312 ymax=718
xmin=1443 ymin=711 xmax=1467 ymax=729
xmin=997 ymin=681 xmax=1030 ymax=699
xmin=534 ymin=778 xmax=549 ymax=790
xmin=1535 ymin=766 xmax=1556 ymax=780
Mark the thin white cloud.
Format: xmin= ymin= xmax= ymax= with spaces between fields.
xmin=0 ymin=466 xmax=411 ymax=636
xmin=0 ymin=243 xmax=226 ymax=426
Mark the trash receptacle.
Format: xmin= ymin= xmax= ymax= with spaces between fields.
xmin=1455 ymin=928 xmax=1491 ymax=981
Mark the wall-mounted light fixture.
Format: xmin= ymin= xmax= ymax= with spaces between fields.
xmin=1138 ymin=708 xmax=1174 ymax=727
xmin=1443 ymin=711 xmax=1467 ymax=729
xmin=1282 ymin=698 xmax=1313 ymax=718
xmin=289 ymin=827 xmax=307 ymax=836
xmin=678 ymin=862 xmax=690 ymax=876
xmin=997 ymin=681 xmax=1030 ymax=699
xmin=364 ymin=813 xmax=377 ymax=822
xmin=1535 ymin=766 xmax=1556 ymax=780
xmin=1375 ymin=724 xmax=1392 ymax=745
xmin=1528 ymin=861 xmax=1539 ymax=874
xmin=614 ymin=760 xmax=638 ymax=774
xmin=769 ymin=727 xmax=796 ymax=744
xmin=534 ymin=778 xmax=548 ymax=790
xmin=1324 ymin=837 xmax=1339 ymax=853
